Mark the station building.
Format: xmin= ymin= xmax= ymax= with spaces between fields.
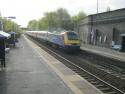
xmin=75 ymin=8 xmax=125 ymax=48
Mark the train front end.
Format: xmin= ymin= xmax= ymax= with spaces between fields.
xmin=63 ymin=31 xmax=80 ymax=51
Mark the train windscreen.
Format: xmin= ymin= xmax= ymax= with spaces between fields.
xmin=67 ymin=32 xmax=78 ymax=40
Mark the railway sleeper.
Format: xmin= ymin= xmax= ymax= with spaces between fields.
xmin=94 ymin=84 xmax=105 ymax=88
xmin=76 ymin=72 xmax=85 ymax=75
xmin=112 ymin=73 xmax=121 ymax=76
xmin=72 ymin=69 xmax=79 ymax=72
xmin=67 ymin=65 xmax=75 ymax=68
xmin=86 ymin=78 xmax=96 ymax=81
xmin=81 ymin=74 xmax=89 ymax=77
xmin=93 ymin=84 xmax=117 ymax=94
xmin=118 ymin=76 xmax=125 ymax=79
xmin=89 ymin=81 xmax=99 ymax=84
xmin=99 ymin=87 xmax=111 ymax=91
xmin=120 ymin=75 xmax=125 ymax=78
xmin=83 ymin=76 xmax=91 ymax=79
xmin=110 ymin=73 xmax=125 ymax=80
xmin=105 ymin=70 xmax=113 ymax=74
xmin=87 ymin=78 xmax=96 ymax=82
xmin=106 ymin=91 xmax=117 ymax=94
xmin=121 ymin=75 xmax=125 ymax=77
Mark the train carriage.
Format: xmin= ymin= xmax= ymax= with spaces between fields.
xmin=26 ymin=30 xmax=80 ymax=51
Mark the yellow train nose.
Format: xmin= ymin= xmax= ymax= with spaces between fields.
xmin=65 ymin=40 xmax=80 ymax=44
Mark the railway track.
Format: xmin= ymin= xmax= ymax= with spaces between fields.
xmin=27 ymin=36 xmax=125 ymax=94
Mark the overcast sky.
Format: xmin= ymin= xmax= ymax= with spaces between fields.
xmin=0 ymin=0 xmax=125 ymax=27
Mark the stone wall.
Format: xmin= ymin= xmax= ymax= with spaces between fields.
xmin=76 ymin=8 xmax=125 ymax=48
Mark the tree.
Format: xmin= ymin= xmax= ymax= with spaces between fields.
xmin=27 ymin=20 xmax=38 ymax=30
xmin=27 ymin=8 xmax=86 ymax=31
xmin=71 ymin=11 xmax=86 ymax=30
xmin=0 ymin=17 xmax=22 ymax=36
xmin=38 ymin=17 xmax=48 ymax=30
xmin=77 ymin=11 xmax=86 ymax=21
xmin=56 ymin=8 xmax=72 ymax=30
xmin=3 ymin=19 xmax=13 ymax=32
xmin=72 ymin=11 xmax=86 ymax=22
xmin=37 ymin=8 xmax=73 ymax=30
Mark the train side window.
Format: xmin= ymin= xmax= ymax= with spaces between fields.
xmin=104 ymin=36 xmax=107 ymax=43
xmin=99 ymin=36 xmax=102 ymax=43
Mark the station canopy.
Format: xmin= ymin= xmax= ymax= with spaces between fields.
xmin=0 ymin=31 xmax=10 ymax=39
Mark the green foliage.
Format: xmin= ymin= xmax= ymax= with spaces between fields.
xmin=27 ymin=8 xmax=86 ymax=31
xmin=38 ymin=17 xmax=48 ymax=30
xmin=27 ymin=20 xmax=38 ymax=30
xmin=72 ymin=11 xmax=86 ymax=22
xmin=3 ymin=19 xmax=13 ymax=32
xmin=77 ymin=11 xmax=86 ymax=21
xmin=0 ymin=17 xmax=22 ymax=34
xmin=56 ymin=8 xmax=73 ymax=30
xmin=41 ymin=11 xmax=58 ymax=29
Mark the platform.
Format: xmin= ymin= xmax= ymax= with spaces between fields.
xmin=0 ymin=35 xmax=104 ymax=94
xmin=80 ymin=44 xmax=125 ymax=62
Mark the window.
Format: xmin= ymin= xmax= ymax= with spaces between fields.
xmin=104 ymin=36 xmax=107 ymax=43
xmin=67 ymin=32 xmax=78 ymax=40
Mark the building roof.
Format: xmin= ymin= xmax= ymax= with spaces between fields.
xmin=89 ymin=8 xmax=125 ymax=16
xmin=0 ymin=31 xmax=10 ymax=39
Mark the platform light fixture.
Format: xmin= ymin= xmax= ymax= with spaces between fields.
xmin=97 ymin=0 xmax=98 ymax=13
xmin=8 ymin=16 xmax=16 ymax=19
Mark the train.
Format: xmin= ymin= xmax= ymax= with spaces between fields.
xmin=26 ymin=30 xmax=81 ymax=51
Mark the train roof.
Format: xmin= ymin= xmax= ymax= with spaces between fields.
xmin=52 ymin=30 xmax=76 ymax=33
xmin=26 ymin=31 xmax=48 ymax=33
xmin=26 ymin=30 xmax=77 ymax=34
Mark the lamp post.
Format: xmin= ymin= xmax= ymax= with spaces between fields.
xmin=97 ymin=0 xmax=98 ymax=13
